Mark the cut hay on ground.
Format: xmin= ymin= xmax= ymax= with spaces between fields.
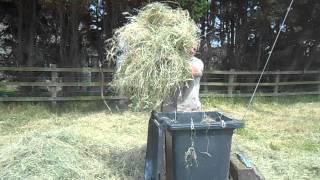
xmin=0 ymin=129 xmax=103 ymax=179
xmin=0 ymin=97 xmax=319 ymax=179
xmin=0 ymin=106 xmax=149 ymax=180
xmin=106 ymin=2 xmax=200 ymax=110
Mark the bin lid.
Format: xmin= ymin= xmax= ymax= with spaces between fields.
xmin=153 ymin=111 xmax=244 ymax=130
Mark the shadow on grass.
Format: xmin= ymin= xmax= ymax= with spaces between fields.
xmin=0 ymin=101 xmax=128 ymax=133
xmin=202 ymin=95 xmax=320 ymax=108
xmin=0 ymin=99 xmax=129 ymax=115
xmin=53 ymin=99 xmax=130 ymax=114
xmin=106 ymin=144 xmax=146 ymax=180
xmin=250 ymin=105 xmax=278 ymax=116
xmin=235 ymin=128 xmax=260 ymax=140
xmin=252 ymin=95 xmax=320 ymax=105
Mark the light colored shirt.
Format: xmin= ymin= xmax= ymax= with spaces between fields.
xmin=177 ymin=56 xmax=204 ymax=111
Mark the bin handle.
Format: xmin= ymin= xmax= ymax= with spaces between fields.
xmin=151 ymin=110 xmax=171 ymax=129
xmin=217 ymin=112 xmax=226 ymax=128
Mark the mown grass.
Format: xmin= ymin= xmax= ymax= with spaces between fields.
xmin=202 ymin=95 xmax=320 ymax=179
xmin=0 ymin=96 xmax=319 ymax=179
xmin=0 ymin=102 xmax=149 ymax=179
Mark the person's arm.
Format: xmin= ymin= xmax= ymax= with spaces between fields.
xmin=191 ymin=59 xmax=204 ymax=77
xmin=191 ymin=64 xmax=202 ymax=77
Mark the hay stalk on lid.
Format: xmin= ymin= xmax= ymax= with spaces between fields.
xmin=105 ymin=2 xmax=200 ymax=110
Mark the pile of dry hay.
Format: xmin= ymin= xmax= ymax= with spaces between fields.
xmin=106 ymin=2 xmax=200 ymax=110
xmin=0 ymin=129 xmax=103 ymax=179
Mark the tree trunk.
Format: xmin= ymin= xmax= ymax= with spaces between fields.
xmin=26 ymin=0 xmax=37 ymax=66
xmin=16 ymin=0 xmax=23 ymax=66
xmin=70 ymin=2 xmax=80 ymax=67
xmin=256 ymin=35 xmax=263 ymax=70
xmin=58 ymin=1 xmax=66 ymax=65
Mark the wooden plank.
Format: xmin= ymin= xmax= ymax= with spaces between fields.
xmin=274 ymin=71 xmax=280 ymax=95
xmin=0 ymin=96 xmax=127 ymax=101
xmin=200 ymin=91 xmax=320 ymax=98
xmin=0 ymin=82 xmax=110 ymax=87
xmin=318 ymin=73 xmax=320 ymax=92
xmin=277 ymin=81 xmax=320 ymax=85
xmin=228 ymin=69 xmax=235 ymax=96
xmin=201 ymin=81 xmax=320 ymax=86
xmin=0 ymin=67 xmax=114 ymax=73
xmin=201 ymin=82 xmax=275 ymax=86
xmin=4 ymin=81 xmax=317 ymax=87
xmin=0 ymin=92 xmax=318 ymax=102
xmin=1 ymin=67 xmax=320 ymax=75
xmin=2 ymin=81 xmax=319 ymax=91
xmin=50 ymin=64 xmax=58 ymax=106
xmin=204 ymin=70 xmax=320 ymax=75
xmin=230 ymin=154 xmax=264 ymax=180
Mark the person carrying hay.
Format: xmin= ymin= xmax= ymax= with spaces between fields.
xmin=177 ymin=46 xmax=204 ymax=112
xmin=107 ymin=2 xmax=202 ymax=111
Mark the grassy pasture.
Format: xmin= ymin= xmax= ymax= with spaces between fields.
xmin=0 ymin=96 xmax=319 ymax=179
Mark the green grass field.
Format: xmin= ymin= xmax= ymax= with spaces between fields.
xmin=0 ymin=96 xmax=319 ymax=179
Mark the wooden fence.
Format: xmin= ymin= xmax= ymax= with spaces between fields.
xmin=0 ymin=65 xmax=319 ymax=102
xmin=201 ymin=69 xmax=320 ymax=97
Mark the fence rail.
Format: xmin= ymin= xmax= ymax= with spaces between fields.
xmin=0 ymin=82 xmax=109 ymax=87
xmin=0 ymin=96 xmax=126 ymax=102
xmin=1 ymin=65 xmax=319 ymax=102
xmin=204 ymin=70 xmax=320 ymax=75
xmin=0 ymin=66 xmax=113 ymax=72
xmin=203 ymin=68 xmax=320 ymax=96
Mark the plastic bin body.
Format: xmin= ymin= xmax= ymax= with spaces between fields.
xmin=144 ymin=111 xmax=243 ymax=180
xmin=166 ymin=126 xmax=234 ymax=180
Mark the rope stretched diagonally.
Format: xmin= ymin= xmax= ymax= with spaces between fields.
xmin=241 ymin=0 xmax=295 ymax=121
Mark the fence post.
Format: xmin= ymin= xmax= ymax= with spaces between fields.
xmin=274 ymin=70 xmax=280 ymax=95
xmin=318 ymin=72 xmax=320 ymax=95
xmin=228 ymin=69 xmax=235 ymax=97
xmin=203 ymin=75 xmax=209 ymax=93
xmin=50 ymin=64 xmax=58 ymax=106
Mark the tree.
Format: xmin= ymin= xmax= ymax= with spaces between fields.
xmin=0 ymin=0 xmax=319 ymax=71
